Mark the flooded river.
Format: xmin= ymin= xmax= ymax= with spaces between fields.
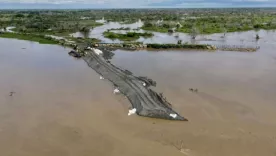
xmin=1 ymin=36 xmax=276 ymax=156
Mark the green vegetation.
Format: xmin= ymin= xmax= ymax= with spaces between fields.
xmin=1 ymin=9 xmax=276 ymax=37
xmin=142 ymin=16 xmax=276 ymax=34
xmin=142 ymin=22 xmax=170 ymax=33
xmin=103 ymin=31 xmax=153 ymax=41
xmin=109 ymin=27 xmax=131 ymax=31
xmin=1 ymin=9 xmax=276 ymax=45
xmin=142 ymin=26 xmax=169 ymax=33
xmin=119 ymin=19 xmax=138 ymax=24
xmin=137 ymin=9 xmax=276 ymax=35
xmin=0 ymin=32 xmax=59 ymax=44
xmin=0 ymin=11 xmax=103 ymax=37
xmin=66 ymin=36 xmax=101 ymax=44
xmin=256 ymin=34 xmax=260 ymax=40
xmin=147 ymin=43 xmax=211 ymax=49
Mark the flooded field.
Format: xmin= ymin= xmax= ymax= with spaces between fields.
xmin=72 ymin=20 xmax=144 ymax=43
xmin=1 ymin=36 xmax=276 ymax=156
xmin=71 ymin=20 xmax=276 ymax=46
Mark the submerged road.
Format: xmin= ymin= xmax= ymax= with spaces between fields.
xmin=82 ymin=49 xmax=187 ymax=121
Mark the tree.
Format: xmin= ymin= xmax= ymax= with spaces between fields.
xmin=0 ymin=23 xmax=3 ymax=32
xmin=162 ymin=23 xmax=170 ymax=28
xmin=253 ymin=24 xmax=261 ymax=29
xmin=14 ymin=14 xmax=24 ymax=18
xmin=190 ymin=27 xmax=199 ymax=40
xmin=19 ymin=26 xmax=27 ymax=33
xmin=143 ymin=22 xmax=153 ymax=28
xmin=176 ymin=23 xmax=181 ymax=29
xmin=222 ymin=27 xmax=227 ymax=38
xmin=177 ymin=40 xmax=182 ymax=44
xmin=168 ymin=29 xmax=174 ymax=33
xmin=256 ymin=34 xmax=260 ymax=40
xmin=75 ymin=22 xmax=80 ymax=30
xmin=79 ymin=26 xmax=90 ymax=38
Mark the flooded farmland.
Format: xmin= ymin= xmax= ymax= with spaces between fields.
xmin=1 ymin=26 xmax=276 ymax=156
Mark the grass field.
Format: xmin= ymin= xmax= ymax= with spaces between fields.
xmin=0 ymin=32 xmax=59 ymax=44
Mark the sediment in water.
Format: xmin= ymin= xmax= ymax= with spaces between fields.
xmin=82 ymin=49 xmax=187 ymax=121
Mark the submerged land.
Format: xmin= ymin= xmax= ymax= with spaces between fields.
xmin=1 ymin=8 xmax=276 ymax=47
xmin=1 ymin=8 xmax=276 ymax=156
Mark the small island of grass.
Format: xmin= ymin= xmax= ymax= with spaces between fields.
xmin=109 ymin=27 xmax=131 ymax=31
xmin=103 ymin=31 xmax=153 ymax=41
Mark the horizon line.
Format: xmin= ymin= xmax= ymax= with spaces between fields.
xmin=1 ymin=7 xmax=276 ymax=10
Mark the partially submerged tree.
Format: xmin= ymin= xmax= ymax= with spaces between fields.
xmin=190 ymin=27 xmax=199 ymax=40
xmin=256 ymin=34 xmax=260 ymax=40
xmin=177 ymin=40 xmax=182 ymax=44
xmin=79 ymin=26 xmax=90 ymax=38
xmin=168 ymin=29 xmax=174 ymax=33
xmin=80 ymin=26 xmax=90 ymax=33
xmin=223 ymin=27 xmax=227 ymax=37
xmin=143 ymin=22 xmax=153 ymax=28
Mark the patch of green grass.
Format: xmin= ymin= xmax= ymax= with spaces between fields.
xmin=10 ymin=27 xmax=73 ymax=37
xmin=141 ymin=26 xmax=169 ymax=33
xmin=147 ymin=43 xmax=211 ymax=49
xmin=0 ymin=32 xmax=59 ymax=44
xmin=103 ymin=31 xmax=153 ymax=41
xmin=79 ymin=20 xmax=104 ymax=27
xmin=119 ymin=20 xmax=137 ymax=24
xmin=66 ymin=36 xmax=101 ymax=43
xmin=109 ymin=27 xmax=131 ymax=31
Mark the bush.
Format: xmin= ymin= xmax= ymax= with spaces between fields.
xmin=103 ymin=31 xmax=153 ymax=41
xmin=126 ymin=32 xmax=135 ymax=37
xmin=143 ymin=22 xmax=153 ymax=27
xmin=147 ymin=43 xmax=210 ymax=49
xmin=256 ymin=34 xmax=260 ymax=40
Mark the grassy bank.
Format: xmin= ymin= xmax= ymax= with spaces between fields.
xmin=109 ymin=27 xmax=131 ymax=31
xmin=141 ymin=26 xmax=170 ymax=33
xmin=9 ymin=27 xmax=74 ymax=37
xmin=9 ymin=20 xmax=103 ymax=37
xmin=66 ymin=36 xmax=101 ymax=44
xmin=0 ymin=32 xmax=59 ymax=44
xmin=103 ymin=31 xmax=153 ymax=41
xmin=147 ymin=43 xmax=213 ymax=49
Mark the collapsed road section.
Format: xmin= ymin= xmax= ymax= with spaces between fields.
xmin=82 ymin=48 xmax=187 ymax=121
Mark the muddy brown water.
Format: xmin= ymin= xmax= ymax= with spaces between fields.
xmin=1 ymin=36 xmax=276 ymax=156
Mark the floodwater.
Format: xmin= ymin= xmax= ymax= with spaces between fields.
xmin=71 ymin=20 xmax=143 ymax=43
xmin=1 ymin=33 xmax=276 ymax=156
xmin=109 ymin=32 xmax=276 ymax=155
xmin=71 ymin=20 xmax=276 ymax=46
